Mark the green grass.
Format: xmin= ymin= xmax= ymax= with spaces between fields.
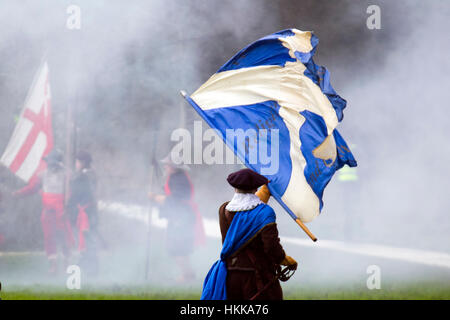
xmin=283 ymin=282 xmax=450 ymax=300
xmin=2 ymin=286 xmax=201 ymax=300
xmin=2 ymin=282 xmax=449 ymax=300
xmin=2 ymin=247 xmax=449 ymax=300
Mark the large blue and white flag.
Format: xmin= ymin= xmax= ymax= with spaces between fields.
xmin=184 ymin=28 xmax=357 ymax=223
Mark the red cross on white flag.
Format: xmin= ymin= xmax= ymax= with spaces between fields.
xmin=1 ymin=62 xmax=54 ymax=182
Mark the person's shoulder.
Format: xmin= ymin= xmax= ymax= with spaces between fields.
xmin=219 ymin=201 xmax=230 ymax=213
xmin=220 ymin=201 xmax=230 ymax=207
xmin=79 ymin=168 xmax=95 ymax=181
xmin=259 ymin=202 xmax=275 ymax=212
xmin=257 ymin=203 xmax=276 ymax=220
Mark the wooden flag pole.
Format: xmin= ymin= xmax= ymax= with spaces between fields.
xmin=266 ymin=184 xmax=318 ymax=242
xmin=144 ymin=164 xmax=155 ymax=280
xmin=295 ymin=218 xmax=317 ymax=242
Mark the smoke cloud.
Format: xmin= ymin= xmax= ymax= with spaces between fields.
xmin=0 ymin=0 xmax=448 ymax=294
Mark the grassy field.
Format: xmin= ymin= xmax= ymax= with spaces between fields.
xmin=2 ymin=281 xmax=449 ymax=300
xmin=2 ymin=239 xmax=450 ymax=300
xmin=1 ymin=252 xmax=450 ymax=300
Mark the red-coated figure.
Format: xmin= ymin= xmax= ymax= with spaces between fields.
xmin=149 ymin=156 xmax=205 ymax=283
xmin=13 ymin=151 xmax=74 ymax=274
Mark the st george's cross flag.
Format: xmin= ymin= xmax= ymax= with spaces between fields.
xmin=183 ymin=29 xmax=357 ymax=224
xmin=1 ymin=62 xmax=54 ymax=183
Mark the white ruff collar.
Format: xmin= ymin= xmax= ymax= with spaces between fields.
xmin=225 ymin=193 xmax=263 ymax=212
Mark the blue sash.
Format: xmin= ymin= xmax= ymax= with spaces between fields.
xmin=200 ymin=203 xmax=276 ymax=300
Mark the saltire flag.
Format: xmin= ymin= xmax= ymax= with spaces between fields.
xmin=183 ymin=29 xmax=357 ymax=224
xmin=1 ymin=62 xmax=53 ymax=183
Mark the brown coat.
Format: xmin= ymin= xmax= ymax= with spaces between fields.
xmin=219 ymin=201 xmax=286 ymax=300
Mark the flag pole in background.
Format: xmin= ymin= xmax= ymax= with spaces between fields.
xmin=144 ymin=126 xmax=160 ymax=280
xmin=180 ymin=90 xmax=317 ymax=242
xmin=64 ymin=91 xmax=75 ymax=206
xmin=144 ymin=161 xmax=155 ymax=280
xmin=64 ymin=28 xmax=81 ymax=206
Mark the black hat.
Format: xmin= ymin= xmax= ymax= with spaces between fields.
xmin=76 ymin=150 xmax=92 ymax=168
xmin=43 ymin=150 xmax=63 ymax=165
xmin=227 ymin=168 xmax=268 ymax=191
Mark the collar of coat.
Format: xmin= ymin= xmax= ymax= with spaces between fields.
xmin=225 ymin=192 xmax=263 ymax=212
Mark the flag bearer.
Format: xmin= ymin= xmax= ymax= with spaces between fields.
xmin=201 ymin=168 xmax=297 ymax=300
xmin=13 ymin=150 xmax=74 ymax=274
